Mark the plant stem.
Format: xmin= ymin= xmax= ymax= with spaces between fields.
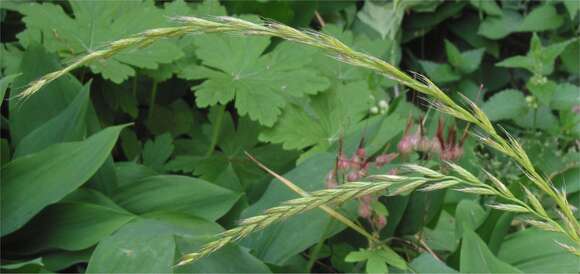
xmin=306 ymin=219 xmax=334 ymax=272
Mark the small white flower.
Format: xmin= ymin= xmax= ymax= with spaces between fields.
xmin=378 ymin=100 xmax=388 ymax=110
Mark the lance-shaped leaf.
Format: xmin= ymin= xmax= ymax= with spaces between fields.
xmin=1 ymin=124 xmax=127 ymax=236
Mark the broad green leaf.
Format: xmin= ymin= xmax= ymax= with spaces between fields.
xmin=357 ymin=1 xmax=405 ymax=39
xmin=455 ymin=200 xmax=487 ymax=240
xmin=560 ymin=40 xmax=579 ymax=75
xmin=42 ymin=248 xmax=93 ymax=272
xmin=551 ymin=83 xmax=580 ymax=111
xmin=366 ymin=254 xmax=388 ymax=274
xmin=189 ymin=34 xmax=329 ymax=126
xmin=482 ymin=89 xmax=528 ymax=121
xmin=0 ymin=73 xmax=19 ymax=108
xmin=164 ymin=212 xmax=271 ymax=273
xmin=410 ymin=253 xmax=458 ymax=273
xmin=397 ymin=182 xmax=446 ymax=235
xmin=468 ymin=0 xmax=501 ymax=16
xmin=14 ymin=84 xmax=90 ymax=158
xmin=424 ymin=211 xmax=458 ymax=252
xmin=0 ymin=258 xmax=44 ymax=273
xmin=478 ymin=10 xmax=522 ymax=40
xmin=112 ymin=175 xmax=239 ymax=221
xmin=16 ymin=1 xmax=184 ymax=83
xmin=554 ymin=167 xmax=580 ymax=194
xmin=527 ymin=78 xmax=556 ymax=106
xmin=241 ymin=153 xmax=356 ymax=264
xmin=9 ymin=44 xmax=81 ymax=144
xmin=445 ymin=40 xmax=485 ymax=74
xmin=141 ymin=133 xmax=174 ymax=171
xmin=498 ymin=229 xmax=580 ymax=273
xmin=1 ymin=124 xmax=127 ymax=236
xmin=1 ymin=138 xmax=10 ymax=166
xmin=495 ymin=56 xmax=535 ymax=72
xmin=176 ymin=241 xmax=272 ymax=273
xmin=3 ymin=189 xmax=134 ymax=253
xmin=88 ymin=212 xmax=270 ymax=273
xmin=562 ymin=0 xmax=580 ymax=18
xmin=496 ymin=34 xmax=577 ymax=75
xmin=461 ymin=229 xmax=522 ymax=273
xmin=476 ymin=210 xmax=514 ymax=254
xmin=419 ymin=60 xmax=461 ymax=83
xmin=517 ymin=4 xmax=564 ymax=32
xmin=120 ymin=129 xmax=142 ymax=160
xmin=86 ymin=218 xmax=176 ymax=273
xmin=115 ymin=161 xmax=158 ymax=187
xmin=514 ymin=106 xmax=559 ymax=131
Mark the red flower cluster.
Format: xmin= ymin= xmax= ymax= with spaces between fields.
xmin=398 ymin=117 xmax=467 ymax=162
xmin=325 ymin=141 xmax=398 ymax=231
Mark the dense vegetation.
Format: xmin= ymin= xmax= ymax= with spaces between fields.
xmin=1 ymin=0 xmax=579 ymax=273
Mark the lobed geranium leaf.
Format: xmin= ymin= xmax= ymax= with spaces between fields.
xmin=16 ymin=0 xmax=184 ymax=83
xmin=189 ymin=30 xmax=329 ymax=126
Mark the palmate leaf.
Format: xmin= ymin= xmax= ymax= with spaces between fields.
xmin=259 ymin=81 xmax=373 ymax=150
xmin=185 ymin=28 xmax=330 ymax=126
xmin=16 ymin=0 xmax=184 ymax=83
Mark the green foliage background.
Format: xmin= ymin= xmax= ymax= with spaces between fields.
xmin=0 ymin=0 xmax=578 ymax=273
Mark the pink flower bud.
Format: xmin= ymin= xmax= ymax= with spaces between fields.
xmin=374 ymin=215 xmax=387 ymax=230
xmin=337 ymin=154 xmax=350 ymax=170
xmin=356 ymin=147 xmax=366 ymax=159
xmin=360 ymin=194 xmax=373 ymax=204
xmin=358 ymin=203 xmax=371 ymax=218
xmin=397 ymin=136 xmax=413 ymax=154
xmin=417 ymin=137 xmax=432 ymax=152
xmin=409 ymin=131 xmax=420 ymax=149
xmin=350 ymin=155 xmax=362 ymax=170
xmin=430 ymin=139 xmax=442 ymax=154
xmin=358 ymin=168 xmax=368 ymax=178
xmin=375 ymin=153 xmax=398 ymax=167
xmin=451 ymin=145 xmax=464 ymax=160
xmin=440 ymin=149 xmax=454 ymax=161
xmin=347 ymin=171 xmax=360 ymax=182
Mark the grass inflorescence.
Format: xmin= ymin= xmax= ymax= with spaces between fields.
xmin=19 ymin=16 xmax=580 ymax=262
